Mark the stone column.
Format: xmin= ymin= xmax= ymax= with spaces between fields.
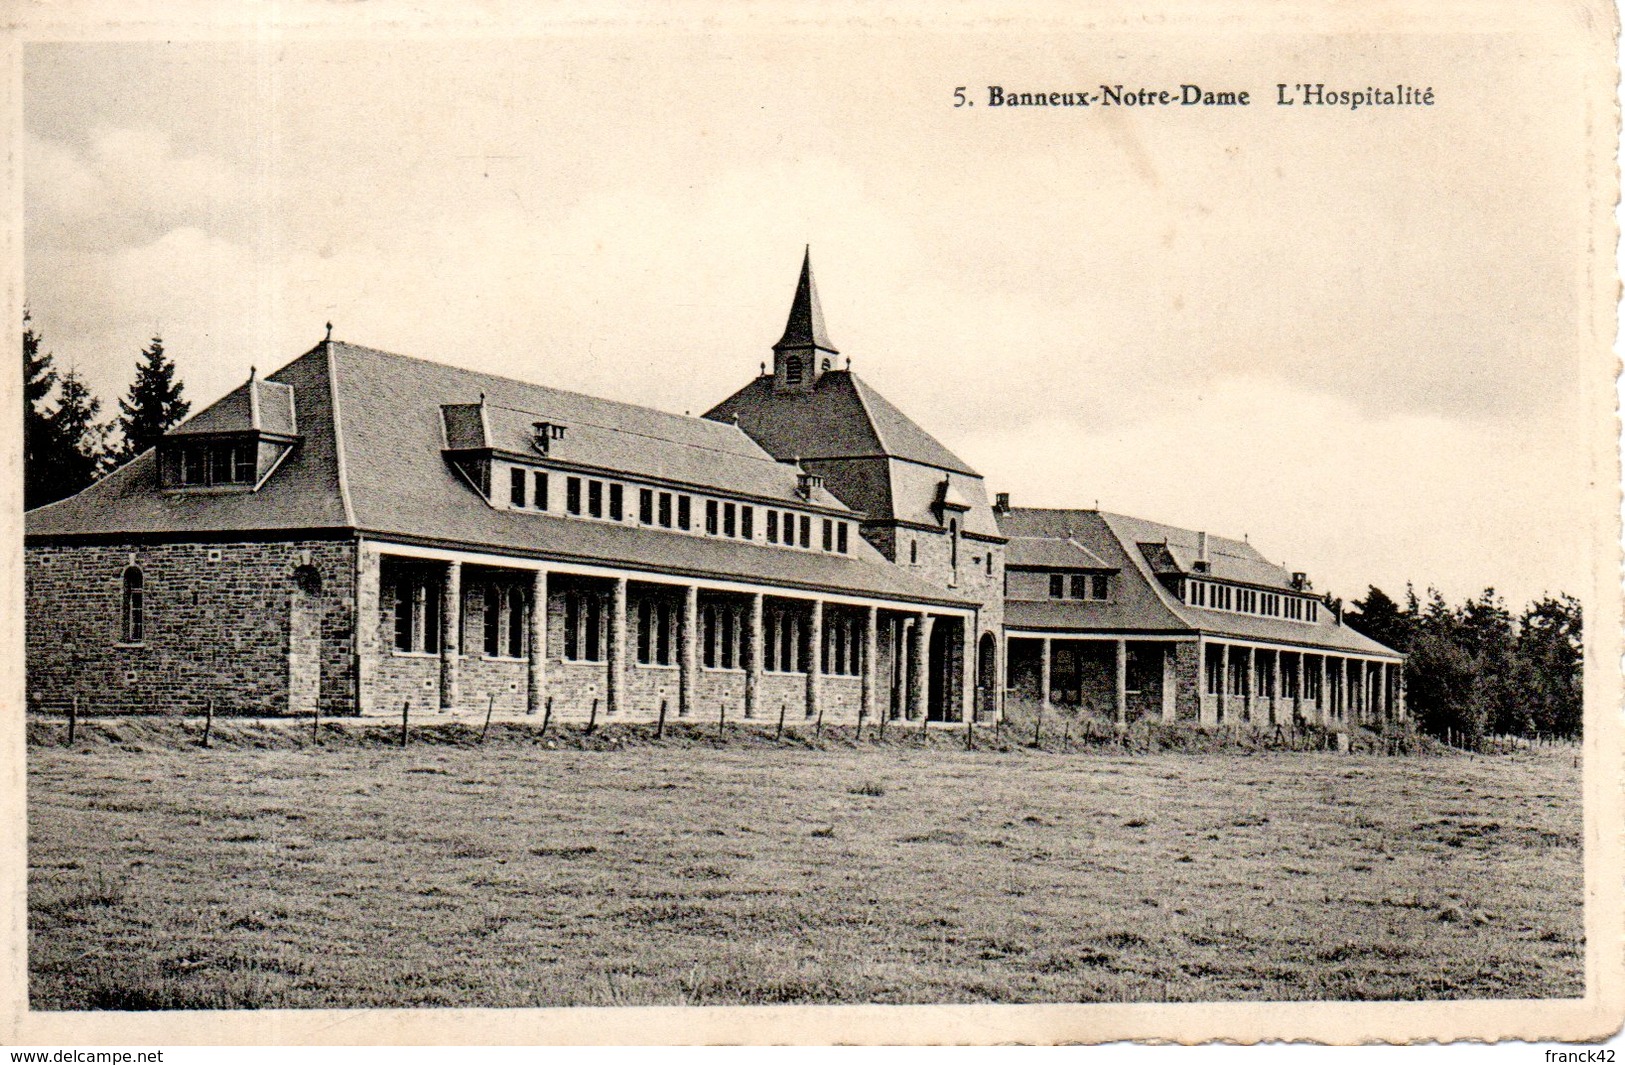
xmin=1160 ymin=645 xmax=1178 ymax=722
xmin=1194 ymin=637 xmax=1206 ymax=724
xmin=439 ymin=559 xmax=461 ymax=710
xmin=679 ymin=585 xmax=698 ymax=717
xmin=1243 ymin=645 xmax=1254 ymax=724
xmin=912 ymin=612 xmax=932 ymax=722
xmin=1398 ymin=664 xmax=1408 ymax=718
xmin=607 ymin=577 xmax=627 ymax=716
xmin=1040 ymin=636 xmax=1053 ymax=716
xmin=1271 ymin=649 xmax=1282 ymax=726
xmin=960 ymin=619 xmax=976 ymax=723
xmin=354 ymin=548 xmax=381 ymax=715
xmin=745 ymin=592 xmax=764 ymax=719
xmin=1114 ymin=638 xmax=1129 ymax=728
xmin=1358 ymin=659 xmax=1369 ymax=724
xmin=1219 ymin=642 xmax=1230 ymax=724
xmin=1292 ymin=652 xmax=1304 ymax=725
xmin=806 ymin=599 xmax=824 ymax=722
xmin=861 ymin=605 xmax=878 ymax=724
xmin=1318 ymin=655 xmax=1329 ymax=724
xmin=526 ymin=568 xmax=548 ymax=715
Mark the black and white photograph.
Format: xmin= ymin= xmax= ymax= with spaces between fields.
xmin=7 ymin=0 xmax=1621 ymax=1049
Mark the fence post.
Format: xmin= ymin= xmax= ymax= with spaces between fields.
xmin=202 ymin=696 xmax=213 ymax=749
xmin=541 ymin=695 xmax=553 ymax=736
xmin=312 ymin=695 xmax=320 ymax=744
xmin=878 ymin=708 xmax=887 ymax=742
xmin=815 ymin=699 xmax=824 ymax=740
xmin=67 ymin=694 xmax=78 ymax=748
xmin=480 ymin=692 xmax=495 ymax=744
xmin=587 ymin=697 xmax=598 ymax=734
xmin=717 ymin=701 xmax=726 ymax=741
xmin=966 ymin=714 xmax=974 ymax=750
xmin=400 ymin=699 xmax=409 ymax=748
xmin=856 ymin=709 xmax=864 ymax=743
xmin=656 ymin=698 xmax=667 ymax=739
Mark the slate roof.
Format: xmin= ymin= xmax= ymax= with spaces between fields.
xmin=167 ymin=375 xmax=297 ymax=437
xmin=26 ymin=341 xmax=974 ymax=609
xmin=774 ymin=248 xmax=838 ymax=355
xmin=998 ymin=508 xmax=1401 ymax=657
xmin=705 ymin=369 xmax=978 ymax=476
xmin=1005 ymin=536 xmax=1115 ymax=570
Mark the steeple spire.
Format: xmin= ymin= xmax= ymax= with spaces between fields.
xmin=770 ymin=247 xmax=839 ymax=393
xmin=774 ymin=246 xmax=838 ymax=356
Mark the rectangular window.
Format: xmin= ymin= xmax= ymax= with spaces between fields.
xmin=1050 ymin=574 xmax=1064 ymax=599
xmin=677 ymin=495 xmax=690 ymax=530
xmin=799 ymin=515 xmax=811 ymax=549
xmin=822 ymin=519 xmax=833 ymax=551
xmin=767 ymin=511 xmax=779 ymax=543
xmin=702 ymin=606 xmax=717 ymax=668
xmin=566 ymin=477 xmax=582 ymax=515
xmin=1092 ymin=574 xmax=1109 ymax=600
xmin=639 ymin=488 xmax=654 ymax=524
xmin=484 ymin=586 xmax=502 ymax=657
xmin=741 ymin=506 xmax=754 ymax=540
xmin=231 ymin=444 xmax=255 ymax=484
xmin=636 ymin=600 xmax=653 ymax=664
xmin=837 ymin=523 xmax=849 ymax=554
xmin=723 ymin=502 xmax=736 ymax=537
xmin=608 ymin=483 xmax=623 ymax=521
xmin=655 ymin=602 xmax=672 ymax=665
xmin=510 ymin=467 xmax=527 ymax=508
xmin=706 ymin=500 xmax=719 ymax=534
xmin=783 ymin=511 xmax=796 ymax=545
xmin=658 ymin=492 xmax=672 ymax=528
xmin=534 ymin=471 xmax=548 ymax=511
xmin=588 ymin=480 xmax=603 ymax=518
xmin=1069 ymin=574 xmax=1086 ymax=599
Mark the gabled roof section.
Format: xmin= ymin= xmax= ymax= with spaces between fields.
xmin=167 ymin=374 xmax=296 ymax=438
xmin=774 ymin=247 xmax=838 ymax=355
xmin=705 ymin=369 xmax=977 ymax=476
xmin=999 ymin=508 xmax=1400 ymax=657
xmin=26 ymin=344 xmax=347 ymax=534
xmin=1006 ymin=535 xmax=1115 ymax=570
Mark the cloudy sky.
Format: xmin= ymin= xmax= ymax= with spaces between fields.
xmin=21 ymin=11 xmax=1611 ymax=610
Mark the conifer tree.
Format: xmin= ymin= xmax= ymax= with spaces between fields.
xmin=23 ymin=309 xmax=61 ymax=509
xmin=47 ymin=369 xmax=108 ymax=493
xmin=114 ymin=334 xmax=189 ymax=463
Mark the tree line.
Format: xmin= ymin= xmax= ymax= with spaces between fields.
xmin=24 ymin=310 xmax=190 ymax=510
xmin=1341 ymin=584 xmax=1582 ymax=744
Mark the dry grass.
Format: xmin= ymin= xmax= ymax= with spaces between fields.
xmin=28 ymin=726 xmax=1583 ymax=1009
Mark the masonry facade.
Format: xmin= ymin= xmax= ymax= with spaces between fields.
xmin=23 ymin=253 xmax=1400 ymax=728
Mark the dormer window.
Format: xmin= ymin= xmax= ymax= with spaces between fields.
xmin=173 ymin=440 xmax=256 ymax=487
xmin=531 ymin=421 xmax=567 ymax=455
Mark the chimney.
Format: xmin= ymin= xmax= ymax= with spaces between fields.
xmin=1291 ymin=571 xmax=1307 ymax=591
xmin=796 ymin=471 xmax=824 ymax=499
xmin=1193 ymin=531 xmax=1210 ymax=572
xmin=993 ymin=492 xmax=1010 ymax=514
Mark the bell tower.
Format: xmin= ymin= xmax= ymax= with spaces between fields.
xmin=771 ymin=247 xmax=839 ymax=393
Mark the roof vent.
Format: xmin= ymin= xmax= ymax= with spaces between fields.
xmin=796 ymin=471 xmax=824 ymax=499
xmin=531 ymin=421 xmax=566 ymax=455
xmin=1291 ymin=571 xmax=1308 ymax=590
xmin=993 ymin=492 xmax=1010 ymax=514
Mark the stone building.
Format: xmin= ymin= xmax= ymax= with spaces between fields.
xmin=996 ymin=506 xmax=1405 ymax=729
xmin=23 ymin=252 xmax=1401 ymax=729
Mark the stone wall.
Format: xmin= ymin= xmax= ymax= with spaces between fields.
xmin=25 ymin=538 xmax=356 ymax=717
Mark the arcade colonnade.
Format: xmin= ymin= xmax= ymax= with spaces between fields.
xmin=359 ymin=544 xmax=987 ymax=726
xmin=1006 ymin=634 xmax=1404 ymax=729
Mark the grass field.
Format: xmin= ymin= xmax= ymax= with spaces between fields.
xmin=27 ymin=720 xmax=1584 ymax=1009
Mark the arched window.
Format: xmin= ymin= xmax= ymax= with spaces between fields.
xmin=785 ymin=356 xmax=803 ymax=386
xmin=120 ymin=567 xmax=144 ymax=643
